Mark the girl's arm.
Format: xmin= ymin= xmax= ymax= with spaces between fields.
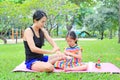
xmin=23 ymin=28 xmax=56 ymax=54
xmin=64 ymin=50 xmax=82 ymax=59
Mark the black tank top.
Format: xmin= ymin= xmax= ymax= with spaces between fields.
xmin=24 ymin=27 xmax=44 ymax=62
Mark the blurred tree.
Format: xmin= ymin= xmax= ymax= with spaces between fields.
xmin=0 ymin=1 xmax=17 ymax=43
xmin=21 ymin=0 xmax=78 ymax=35
xmin=99 ymin=0 xmax=118 ymax=39
xmin=118 ymin=0 xmax=120 ymax=43
xmin=0 ymin=0 xmax=27 ymax=43
xmin=76 ymin=2 xmax=94 ymax=29
xmin=69 ymin=0 xmax=95 ymax=6
xmin=84 ymin=0 xmax=118 ymax=40
xmin=0 ymin=0 xmax=79 ymax=39
xmin=68 ymin=0 xmax=97 ymax=34
xmin=70 ymin=0 xmax=119 ymax=41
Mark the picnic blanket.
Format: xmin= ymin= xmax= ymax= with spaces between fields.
xmin=12 ymin=61 xmax=120 ymax=74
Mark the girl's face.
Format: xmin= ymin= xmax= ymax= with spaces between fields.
xmin=35 ymin=16 xmax=47 ymax=29
xmin=66 ymin=37 xmax=76 ymax=47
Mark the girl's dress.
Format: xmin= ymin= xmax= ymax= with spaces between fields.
xmin=54 ymin=45 xmax=82 ymax=69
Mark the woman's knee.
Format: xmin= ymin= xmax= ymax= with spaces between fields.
xmin=44 ymin=63 xmax=54 ymax=72
xmin=31 ymin=62 xmax=54 ymax=72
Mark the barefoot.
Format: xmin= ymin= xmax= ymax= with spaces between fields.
xmin=63 ymin=68 xmax=68 ymax=72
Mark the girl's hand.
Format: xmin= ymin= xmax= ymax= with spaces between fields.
xmin=65 ymin=56 xmax=72 ymax=60
xmin=64 ymin=51 xmax=71 ymax=56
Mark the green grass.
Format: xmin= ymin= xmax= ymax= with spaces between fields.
xmin=0 ymin=39 xmax=4 ymax=44
xmin=0 ymin=38 xmax=120 ymax=80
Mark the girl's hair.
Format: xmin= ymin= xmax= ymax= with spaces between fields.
xmin=66 ymin=31 xmax=78 ymax=44
xmin=33 ymin=10 xmax=47 ymax=22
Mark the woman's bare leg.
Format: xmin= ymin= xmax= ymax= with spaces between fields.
xmin=48 ymin=53 xmax=65 ymax=64
xmin=31 ymin=61 xmax=54 ymax=72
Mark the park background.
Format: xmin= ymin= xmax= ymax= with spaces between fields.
xmin=0 ymin=0 xmax=120 ymax=80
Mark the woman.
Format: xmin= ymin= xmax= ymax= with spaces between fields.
xmin=23 ymin=10 xmax=64 ymax=72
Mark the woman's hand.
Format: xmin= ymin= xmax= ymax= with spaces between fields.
xmin=56 ymin=51 xmax=62 ymax=54
xmin=51 ymin=47 xmax=60 ymax=53
xmin=55 ymin=51 xmax=66 ymax=60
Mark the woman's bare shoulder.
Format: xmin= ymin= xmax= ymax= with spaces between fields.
xmin=23 ymin=28 xmax=33 ymax=40
xmin=24 ymin=27 xmax=31 ymax=32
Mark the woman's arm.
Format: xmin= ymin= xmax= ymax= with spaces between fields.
xmin=23 ymin=28 xmax=56 ymax=54
xmin=41 ymin=28 xmax=60 ymax=51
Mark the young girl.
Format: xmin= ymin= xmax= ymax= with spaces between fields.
xmin=54 ymin=31 xmax=87 ymax=71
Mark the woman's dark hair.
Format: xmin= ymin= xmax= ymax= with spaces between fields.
xmin=66 ymin=31 xmax=78 ymax=44
xmin=33 ymin=10 xmax=47 ymax=22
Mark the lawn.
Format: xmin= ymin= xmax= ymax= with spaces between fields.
xmin=0 ymin=38 xmax=120 ymax=80
xmin=0 ymin=39 xmax=4 ymax=44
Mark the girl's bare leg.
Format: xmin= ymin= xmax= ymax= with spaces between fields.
xmin=64 ymin=64 xmax=88 ymax=71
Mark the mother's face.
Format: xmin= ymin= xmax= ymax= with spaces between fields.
xmin=35 ymin=16 xmax=47 ymax=29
